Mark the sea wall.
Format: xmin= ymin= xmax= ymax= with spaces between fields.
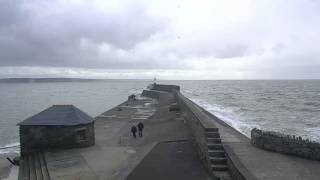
xmin=141 ymin=89 xmax=176 ymax=105
xmin=223 ymin=145 xmax=256 ymax=180
xmin=150 ymin=83 xmax=180 ymax=92
xmin=175 ymin=91 xmax=256 ymax=180
xmin=251 ymin=128 xmax=320 ymax=161
xmin=141 ymin=89 xmax=162 ymax=99
xmin=175 ymin=92 xmax=212 ymax=169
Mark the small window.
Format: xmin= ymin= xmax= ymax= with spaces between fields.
xmin=76 ymin=128 xmax=87 ymax=141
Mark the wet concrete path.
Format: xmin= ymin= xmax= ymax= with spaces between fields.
xmin=126 ymin=141 xmax=212 ymax=180
xmin=43 ymin=93 xmax=212 ymax=180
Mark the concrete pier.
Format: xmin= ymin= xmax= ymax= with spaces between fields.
xmin=18 ymin=84 xmax=320 ymax=180
xmin=19 ymin=88 xmax=212 ymax=180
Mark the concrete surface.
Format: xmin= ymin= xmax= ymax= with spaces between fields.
xmin=42 ymin=93 xmax=212 ymax=180
xmin=18 ymin=84 xmax=320 ymax=180
xmin=126 ymin=141 xmax=212 ymax=180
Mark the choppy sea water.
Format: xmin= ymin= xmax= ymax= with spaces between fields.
xmin=173 ymin=80 xmax=320 ymax=141
xmin=0 ymin=80 xmax=319 ymax=154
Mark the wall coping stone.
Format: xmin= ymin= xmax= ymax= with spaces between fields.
xmin=175 ymin=92 xmax=216 ymax=129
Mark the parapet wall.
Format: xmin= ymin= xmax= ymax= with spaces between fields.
xmin=141 ymin=89 xmax=176 ymax=105
xmin=175 ymin=91 xmax=256 ymax=180
xmin=251 ymin=128 xmax=320 ymax=161
xmin=175 ymin=92 xmax=216 ymax=170
xmin=150 ymin=83 xmax=180 ymax=92
xmin=141 ymin=89 xmax=162 ymax=99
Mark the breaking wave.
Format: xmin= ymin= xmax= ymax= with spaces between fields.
xmin=190 ymin=98 xmax=259 ymax=138
xmin=0 ymin=142 xmax=20 ymax=154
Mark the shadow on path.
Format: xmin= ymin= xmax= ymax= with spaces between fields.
xmin=126 ymin=141 xmax=212 ymax=180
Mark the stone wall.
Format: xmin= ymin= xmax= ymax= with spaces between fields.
xmin=176 ymin=91 xmax=257 ymax=180
xmin=175 ymin=92 xmax=215 ymax=170
xmin=20 ymin=123 xmax=95 ymax=156
xmin=142 ymin=84 xmax=180 ymax=100
xmin=141 ymin=89 xmax=175 ymax=105
xmin=150 ymin=83 xmax=180 ymax=92
xmin=223 ymin=145 xmax=257 ymax=180
xmin=251 ymin=128 xmax=320 ymax=161
xmin=141 ymin=89 xmax=162 ymax=99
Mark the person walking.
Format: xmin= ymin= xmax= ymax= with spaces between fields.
xmin=137 ymin=122 xmax=144 ymax=137
xmin=131 ymin=125 xmax=137 ymax=138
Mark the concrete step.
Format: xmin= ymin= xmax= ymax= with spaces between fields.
xmin=34 ymin=153 xmax=43 ymax=180
xmin=25 ymin=158 xmax=30 ymax=180
xmin=28 ymin=155 xmax=36 ymax=180
xmin=213 ymin=171 xmax=232 ymax=180
xmin=18 ymin=159 xmax=24 ymax=180
xmin=18 ymin=159 xmax=29 ymax=180
xmin=39 ymin=152 xmax=50 ymax=180
xmin=206 ymin=138 xmax=221 ymax=144
xmin=175 ymin=117 xmax=184 ymax=121
xmin=210 ymin=157 xmax=227 ymax=164
xmin=18 ymin=152 xmax=50 ymax=180
xmin=211 ymin=164 xmax=228 ymax=171
xmin=205 ymin=127 xmax=219 ymax=132
xmin=208 ymin=150 xmax=225 ymax=157
xmin=208 ymin=143 xmax=224 ymax=150
xmin=206 ymin=132 xmax=220 ymax=138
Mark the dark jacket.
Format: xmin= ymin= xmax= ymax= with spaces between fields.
xmin=131 ymin=126 xmax=137 ymax=133
xmin=138 ymin=122 xmax=144 ymax=131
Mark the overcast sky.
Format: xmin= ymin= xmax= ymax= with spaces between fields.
xmin=0 ymin=0 xmax=320 ymax=79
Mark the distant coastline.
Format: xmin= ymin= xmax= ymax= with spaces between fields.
xmin=0 ymin=78 xmax=106 ymax=83
xmin=0 ymin=78 xmax=150 ymax=83
xmin=1 ymin=78 xmax=320 ymax=83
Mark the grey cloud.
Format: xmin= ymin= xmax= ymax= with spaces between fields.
xmin=161 ymin=36 xmax=249 ymax=60
xmin=255 ymin=49 xmax=265 ymax=56
xmin=214 ymin=44 xmax=248 ymax=59
xmin=272 ymin=43 xmax=286 ymax=54
xmin=0 ymin=0 xmax=320 ymax=79
xmin=0 ymin=0 xmax=166 ymax=68
xmin=0 ymin=0 xmax=27 ymax=26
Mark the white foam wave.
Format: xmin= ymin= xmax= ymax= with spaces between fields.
xmin=305 ymin=127 xmax=320 ymax=142
xmin=129 ymin=88 xmax=143 ymax=95
xmin=190 ymin=98 xmax=258 ymax=138
xmin=0 ymin=142 xmax=20 ymax=154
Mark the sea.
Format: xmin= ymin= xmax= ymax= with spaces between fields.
xmin=1 ymin=80 xmax=320 ymax=154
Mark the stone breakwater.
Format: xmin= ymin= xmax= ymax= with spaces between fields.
xmin=251 ymin=128 xmax=320 ymax=161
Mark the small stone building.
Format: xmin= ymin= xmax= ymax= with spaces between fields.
xmin=18 ymin=105 xmax=95 ymax=156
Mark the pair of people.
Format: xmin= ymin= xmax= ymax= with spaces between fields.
xmin=131 ymin=122 xmax=144 ymax=138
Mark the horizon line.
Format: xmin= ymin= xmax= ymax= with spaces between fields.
xmin=1 ymin=77 xmax=320 ymax=81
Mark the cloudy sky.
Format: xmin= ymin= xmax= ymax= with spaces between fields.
xmin=0 ymin=0 xmax=319 ymax=79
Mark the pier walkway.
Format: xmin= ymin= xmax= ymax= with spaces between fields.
xmin=18 ymin=84 xmax=320 ymax=180
xmin=38 ymin=92 xmax=211 ymax=180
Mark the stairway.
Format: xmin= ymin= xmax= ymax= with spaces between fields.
xmin=206 ymin=128 xmax=231 ymax=180
xmin=18 ymin=152 xmax=50 ymax=180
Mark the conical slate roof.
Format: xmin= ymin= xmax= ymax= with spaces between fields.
xmin=18 ymin=105 xmax=94 ymax=126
